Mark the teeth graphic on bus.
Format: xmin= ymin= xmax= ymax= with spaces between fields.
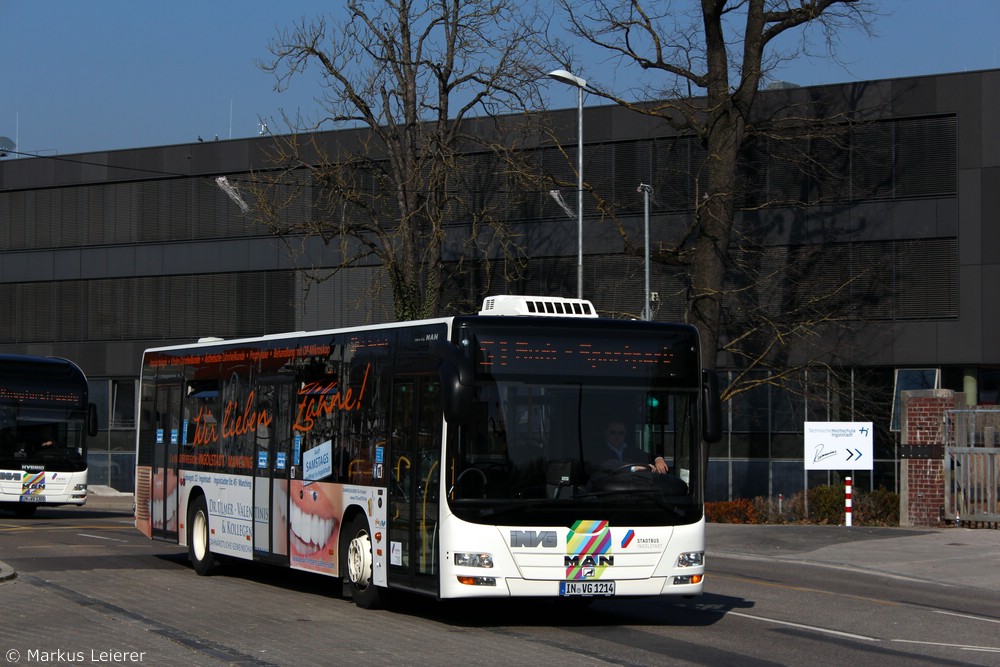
xmin=151 ymin=484 xmax=177 ymax=530
xmin=289 ymin=500 xmax=335 ymax=553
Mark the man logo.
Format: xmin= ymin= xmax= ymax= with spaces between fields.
xmin=564 ymin=554 xmax=614 ymax=568
xmin=509 ymin=530 xmax=557 ymax=548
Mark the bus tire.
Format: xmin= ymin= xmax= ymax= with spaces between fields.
xmin=343 ymin=515 xmax=385 ymax=609
xmin=187 ymin=494 xmax=216 ymax=576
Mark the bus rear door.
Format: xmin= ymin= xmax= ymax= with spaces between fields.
xmin=253 ymin=378 xmax=293 ymax=564
xmin=151 ymin=382 xmax=181 ymax=542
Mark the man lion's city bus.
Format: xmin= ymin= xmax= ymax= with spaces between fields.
xmin=135 ymin=295 xmax=721 ymax=607
xmin=0 ymin=354 xmax=98 ymax=517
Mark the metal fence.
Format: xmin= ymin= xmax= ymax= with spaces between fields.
xmin=944 ymin=410 xmax=1000 ymax=525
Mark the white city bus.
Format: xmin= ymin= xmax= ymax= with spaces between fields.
xmin=134 ymin=296 xmax=721 ymax=607
xmin=0 ymin=354 xmax=98 ymax=518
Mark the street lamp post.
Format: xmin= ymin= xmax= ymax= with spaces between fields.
xmin=638 ymin=184 xmax=652 ymax=320
xmin=547 ymin=69 xmax=586 ymax=300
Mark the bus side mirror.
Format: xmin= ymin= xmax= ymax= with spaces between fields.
xmin=87 ymin=403 xmax=99 ymax=437
xmin=702 ymin=370 xmax=722 ymax=444
xmin=430 ymin=339 xmax=474 ymax=424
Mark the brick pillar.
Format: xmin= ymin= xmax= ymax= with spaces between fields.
xmin=899 ymin=390 xmax=966 ymax=527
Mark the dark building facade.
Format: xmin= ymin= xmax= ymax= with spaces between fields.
xmin=1 ymin=69 xmax=997 ymax=498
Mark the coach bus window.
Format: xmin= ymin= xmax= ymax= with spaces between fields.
xmin=295 ymin=372 xmax=340 ymax=478
xmin=186 ymin=381 xmax=219 ymax=451
xmin=220 ymin=366 xmax=254 ymax=470
xmin=344 ymin=333 xmax=392 ymax=486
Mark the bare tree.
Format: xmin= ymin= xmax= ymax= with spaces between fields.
xmin=252 ymin=0 xmax=555 ymax=320
xmin=557 ymin=0 xmax=875 ymax=370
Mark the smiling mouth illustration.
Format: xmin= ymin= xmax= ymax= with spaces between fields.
xmin=151 ymin=473 xmax=178 ymax=529
xmin=288 ymin=486 xmax=339 ymax=555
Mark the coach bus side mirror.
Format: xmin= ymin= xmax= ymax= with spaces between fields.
xmin=87 ymin=403 xmax=99 ymax=437
xmin=431 ymin=339 xmax=474 ymax=424
xmin=702 ymin=370 xmax=722 ymax=444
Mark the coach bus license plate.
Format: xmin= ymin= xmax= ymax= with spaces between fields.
xmin=21 ymin=495 xmax=45 ymax=503
xmin=560 ymin=581 xmax=615 ymax=597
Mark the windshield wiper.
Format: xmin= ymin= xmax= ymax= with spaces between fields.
xmin=573 ymin=488 xmax=661 ymax=500
xmin=477 ymin=500 xmax=557 ymax=518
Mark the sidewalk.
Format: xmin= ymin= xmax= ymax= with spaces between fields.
xmin=708 ymin=522 xmax=1000 ymax=591
xmin=83 ymin=485 xmax=136 ymax=511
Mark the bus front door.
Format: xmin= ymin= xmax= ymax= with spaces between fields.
xmin=252 ymin=379 xmax=293 ymax=565
xmin=388 ymin=375 xmax=442 ymax=595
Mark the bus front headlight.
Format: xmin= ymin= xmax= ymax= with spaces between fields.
xmin=676 ymin=551 xmax=704 ymax=567
xmin=453 ymin=552 xmax=494 ymax=568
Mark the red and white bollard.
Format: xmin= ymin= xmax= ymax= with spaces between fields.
xmin=845 ymin=476 xmax=853 ymax=527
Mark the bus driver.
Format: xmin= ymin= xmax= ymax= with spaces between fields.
xmin=598 ymin=420 xmax=669 ymax=474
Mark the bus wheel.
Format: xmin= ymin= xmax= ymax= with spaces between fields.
xmin=187 ymin=495 xmax=216 ymax=576
xmin=343 ymin=515 xmax=384 ymax=609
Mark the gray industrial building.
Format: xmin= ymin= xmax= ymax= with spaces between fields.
xmin=1 ymin=68 xmax=997 ymax=500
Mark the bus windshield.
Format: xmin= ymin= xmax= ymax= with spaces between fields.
xmin=0 ymin=405 xmax=88 ymax=472
xmin=446 ymin=321 xmax=703 ymax=527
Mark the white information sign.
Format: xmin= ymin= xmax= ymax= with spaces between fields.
xmin=803 ymin=422 xmax=873 ymax=471
xmin=302 ymin=439 xmax=334 ymax=481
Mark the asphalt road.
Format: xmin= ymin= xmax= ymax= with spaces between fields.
xmin=1 ymin=496 xmax=999 ymax=666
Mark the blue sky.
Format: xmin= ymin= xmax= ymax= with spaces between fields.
xmin=2 ymin=0 xmax=999 ymax=157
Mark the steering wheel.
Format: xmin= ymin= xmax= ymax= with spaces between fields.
xmin=448 ymin=466 xmax=488 ymax=498
xmin=608 ymin=463 xmax=650 ymax=475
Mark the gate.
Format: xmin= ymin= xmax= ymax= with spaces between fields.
xmin=944 ymin=410 xmax=1000 ymax=526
